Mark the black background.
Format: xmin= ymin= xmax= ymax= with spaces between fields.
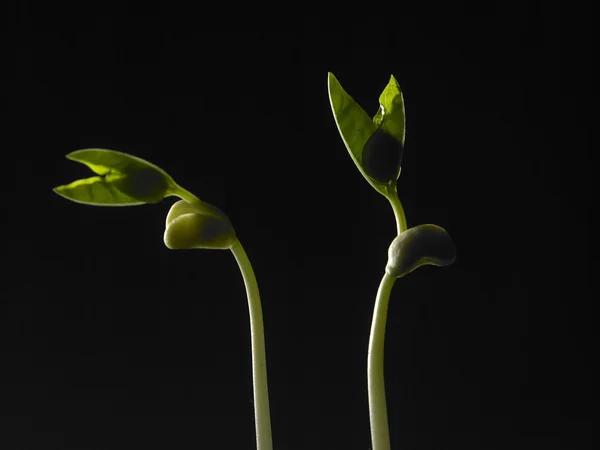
xmin=1 ymin=5 xmax=593 ymax=450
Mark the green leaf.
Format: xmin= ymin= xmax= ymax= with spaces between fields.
xmin=328 ymin=73 xmax=382 ymax=193
xmin=53 ymin=149 xmax=176 ymax=206
xmin=372 ymin=75 xmax=406 ymax=147
xmin=328 ymin=73 xmax=406 ymax=194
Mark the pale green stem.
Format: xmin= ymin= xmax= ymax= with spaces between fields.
xmin=230 ymin=239 xmax=272 ymax=450
xmin=368 ymin=272 xmax=396 ymax=450
xmin=171 ymin=185 xmax=272 ymax=450
xmin=369 ymin=184 xmax=404 ymax=450
xmin=387 ymin=185 xmax=407 ymax=235
xmin=171 ymin=184 xmax=228 ymax=222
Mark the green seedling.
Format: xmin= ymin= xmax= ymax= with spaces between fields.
xmin=329 ymin=73 xmax=457 ymax=450
xmin=54 ymin=75 xmax=454 ymax=449
xmin=54 ymin=149 xmax=272 ymax=450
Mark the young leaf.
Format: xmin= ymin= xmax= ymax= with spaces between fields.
xmin=53 ymin=149 xmax=176 ymax=206
xmin=372 ymin=75 xmax=406 ymax=147
xmin=328 ymin=73 xmax=381 ymax=192
xmin=364 ymin=75 xmax=406 ymax=184
xmin=328 ymin=73 xmax=406 ymax=194
xmin=53 ymin=175 xmax=146 ymax=206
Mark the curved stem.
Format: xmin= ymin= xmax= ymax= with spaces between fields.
xmin=368 ymin=272 xmax=396 ymax=450
xmin=170 ymin=182 xmax=202 ymax=206
xmin=170 ymin=185 xmax=272 ymax=449
xmin=170 ymin=184 xmax=228 ymax=222
xmin=387 ymin=185 xmax=407 ymax=235
xmin=230 ymin=239 xmax=273 ymax=450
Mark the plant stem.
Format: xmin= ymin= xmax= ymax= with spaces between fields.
xmin=230 ymin=239 xmax=273 ymax=450
xmin=172 ymin=185 xmax=272 ymax=449
xmin=368 ymin=186 xmax=405 ymax=449
xmin=171 ymin=185 xmax=229 ymax=222
xmin=387 ymin=185 xmax=407 ymax=235
xmin=368 ymin=272 xmax=396 ymax=450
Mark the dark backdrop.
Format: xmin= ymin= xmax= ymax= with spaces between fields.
xmin=2 ymin=5 xmax=593 ymax=450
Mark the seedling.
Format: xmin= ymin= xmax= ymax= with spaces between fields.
xmin=328 ymin=73 xmax=456 ymax=450
xmin=54 ymin=149 xmax=272 ymax=450
xmin=54 ymin=73 xmax=455 ymax=449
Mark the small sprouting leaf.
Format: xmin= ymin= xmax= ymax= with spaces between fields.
xmin=328 ymin=73 xmax=381 ymax=192
xmin=372 ymin=75 xmax=406 ymax=147
xmin=328 ymin=73 xmax=406 ymax=194
xmin=385 ymin=224 xmax=456 ymax=278
xmin=164 ymin=200 xmax=236 ymax=250
xmin=54 ymin=175 xmax=144 ymax=206
xmin=53 ymin=149 xmax=176 ymax=206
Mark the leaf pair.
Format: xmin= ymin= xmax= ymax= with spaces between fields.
xmin=328 ymin=72 xmax=405 ymax=197
xmin=53 ymin=149 xmax=176 ymax=205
